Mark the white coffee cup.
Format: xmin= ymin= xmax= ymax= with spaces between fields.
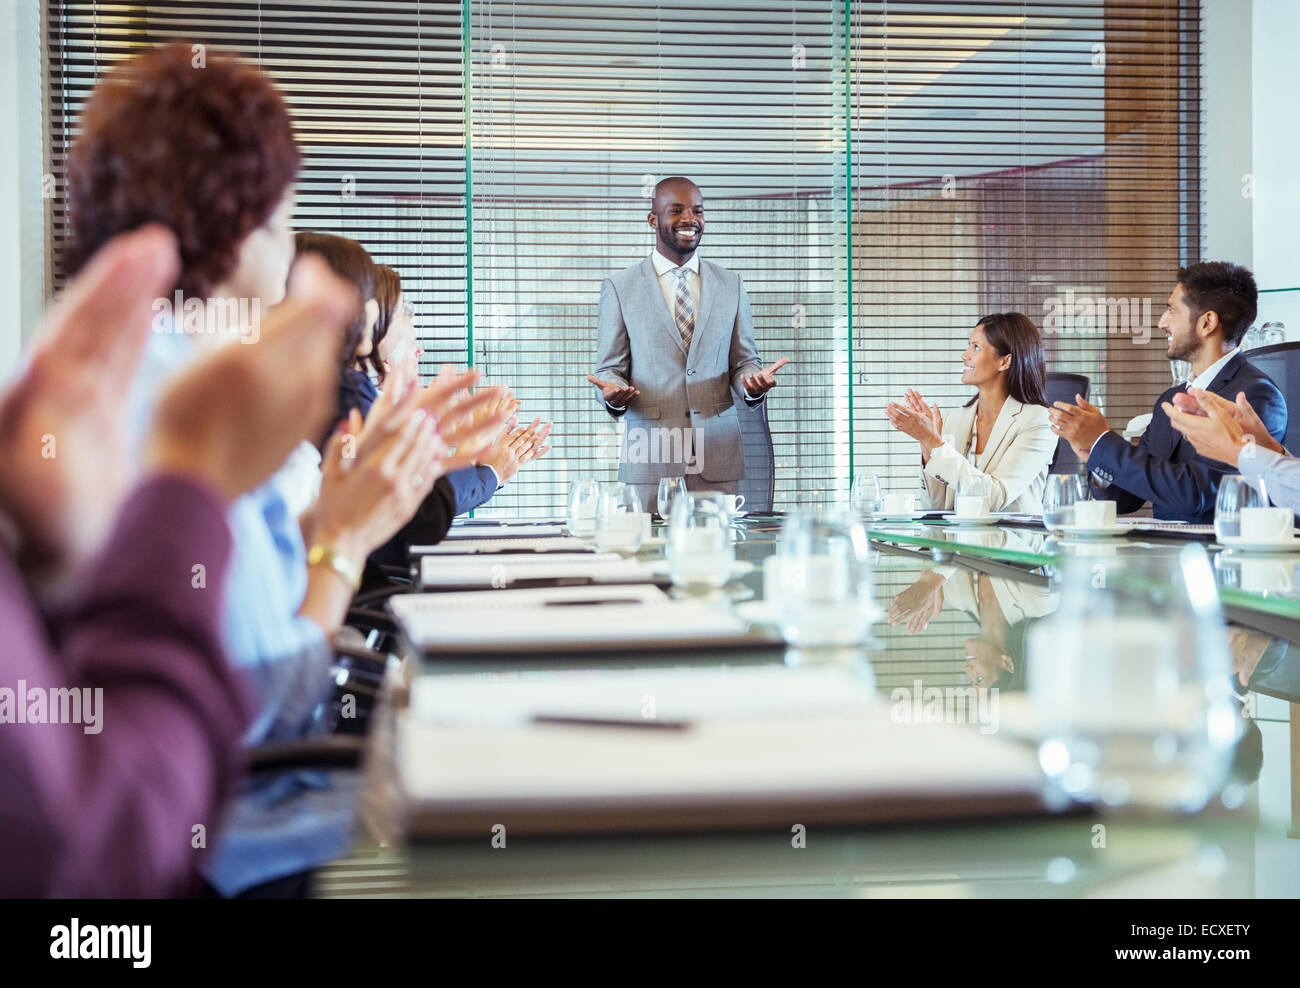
xmin=1073 ymin=500 xmax=1117 ymax=529
xmin=722 ymin=494 xmax=746 ymax=515
xmin=954 ymin=493 xmax=990 ymax=518
xmin=881 ymin=492 xmax=915 ymax=516
xmin=1240 ymin=506 xmax=1294 ymax=543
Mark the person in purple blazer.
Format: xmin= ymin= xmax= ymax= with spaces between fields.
xmin=0 ymin=226 xmax=356 ymax=896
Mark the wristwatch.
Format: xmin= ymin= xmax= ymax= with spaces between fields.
xmin=307 ymin=543 xmax=362 ymax=592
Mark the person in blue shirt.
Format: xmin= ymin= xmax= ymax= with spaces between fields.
xmin=1164 ymin=385 xmax=1300 ymax=512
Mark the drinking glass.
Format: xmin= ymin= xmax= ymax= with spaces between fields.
xmin=566 ymin=479 xmax=599 ymax=538
xmin=667 ymin=492 xmax=734 ymax=588
xmin=773 ymin=507 xmax=876 ymax=649
xmin=1041 ymin=473 xmax=1085 ymax=529
xmin=595 ymin=482 xmax=644 ymax=553
xmin=656 ymin=476 xmax=687 ymax=520
xmin=850 ymin=473 xmax=882 ymax=518
xmin=1027 ymin=545 xmax=1240 ymax=811
xmin=1215 ymin=474 xmax=1268 ymax=542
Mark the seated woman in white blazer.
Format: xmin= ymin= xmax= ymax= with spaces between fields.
xmin=886 ymin=312 xmax=1056 ymax=513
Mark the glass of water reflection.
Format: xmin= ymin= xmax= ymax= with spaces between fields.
xmin=1214 ymin=474 xmax=1268 ymax=542
xmin=850 ymin=473 xmax=882 ymax=518
xmin=667 ymin=492 xmax=734 ymax=588
xmin=774 ymin=507 xmax=875 ymax=649
xmin=656 ymin=476 xmax=687 ymax=520
xmin=566 ymin=479 xmax=599 ymax=538
xmin=1027 ymin=545 xmax=1239 ymax=812
xmin=1042 ymin=473 xmax=1085 ymax=530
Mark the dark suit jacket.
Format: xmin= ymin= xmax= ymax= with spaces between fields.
xmin=1088 ymin=351 xmax=1288 ymax=523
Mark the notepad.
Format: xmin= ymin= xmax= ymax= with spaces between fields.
xmin=393 ymin=665 xmax=1047 ymax=835
xmin=390 ymin=584 xmax=767 ymax=652
xmin=442 ymin=524 xmax=568 ymax=539
xmin=419 ymin=552 xmax=643 ymax=589
xmin=411 ymin=537 xmax=598 ymax=555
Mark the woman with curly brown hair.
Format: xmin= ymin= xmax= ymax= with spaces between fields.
xmin=64 ymin=42 xmax=453 ymax=895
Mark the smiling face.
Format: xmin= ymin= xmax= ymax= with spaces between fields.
xmin=1159 ymin=282 xmax=1208 ymax=362
xmin=649 ymin=179 xmax=704 ymax=261
xmin=960 ymin=324 xmax=1011 ymax=388
xmin=378 ymin=292 xmax=424 ymax=383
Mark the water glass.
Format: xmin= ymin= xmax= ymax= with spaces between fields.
xmin=773 ymin=507 xmax=876 ymax=649
xmin=667 ymin=492 xmax=734 ymax=588
xmin=1215 ymin=474 xmax=1269 ymax=541
xmin=1027 ymin=545 xmax=1240 ymax=811
xmin=1042 ymin=473 xmax=1085 ymax=529
xmin=566 ymin=479 xmax=599 ymax=538
xmin=656 ymin=476 xmax=687 ymax=520
xmin=594 ymin=482 xmax=644 ymax=553
xmin=850 ymin=473 xmax=882 ymax=518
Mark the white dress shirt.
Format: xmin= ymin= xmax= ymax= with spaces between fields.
xmin=651 ymin=247 xmax=701 ymax=321
xmin=1187 ymin=346 xmax=1241 ymax=391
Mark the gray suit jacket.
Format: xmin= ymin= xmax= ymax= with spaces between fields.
xmin=592 ymin=256 xmax=763 ymax=484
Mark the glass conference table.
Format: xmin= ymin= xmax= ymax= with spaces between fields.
xmin=320 ymin=516 xmax=1300 ymax=898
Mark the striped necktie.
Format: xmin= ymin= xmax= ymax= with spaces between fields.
xmin=672 ymin=266 xmax=695 ymax=350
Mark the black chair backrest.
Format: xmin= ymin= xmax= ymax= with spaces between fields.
xmin=735 ymin=397 xmax=775 ymax=511
xmin=1044 ymin=372 xmax=1091 ymax=471
xmin=1240 ymin=342 xmax=1300 ymax=454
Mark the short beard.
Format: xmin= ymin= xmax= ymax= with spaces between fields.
xmin=1167 ymin=333 xmax=1199 ymax=362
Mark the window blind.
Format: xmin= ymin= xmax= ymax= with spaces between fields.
xmin=45 ymin=0 xmax=1203 ymax=514
xmin=45 ymin=0 xmax=469 ymax=371
xmin=849 ymin=0 xmax=1202 ymax=493
xmin=466 ymin=0 xmax=847 ymax=515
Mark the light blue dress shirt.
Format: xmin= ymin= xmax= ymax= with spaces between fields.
xmin=128 ymin=329 xmax=335 ymax=745
xmin=1238 ymin=442 xmax=1300 ymax=513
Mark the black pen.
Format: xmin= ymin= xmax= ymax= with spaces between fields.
xmin=532 ymin=714 xmax=690 ymax=730
xmin=542 ymin=598 xmax=644 ymax=607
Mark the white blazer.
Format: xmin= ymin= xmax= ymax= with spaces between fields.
xmin=920 ymin=396 xmax=1056 ymax=513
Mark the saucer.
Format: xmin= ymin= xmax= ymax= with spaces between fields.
xmin=1054 ymin=521 xmax=1135 ymax=538
xmin=650 ymin=559 xmax=756 ymax=581
xmin=1219 ymin=535 xmax=1300 ymax=554
xmin=944 ymin=514 xmax=1000 ymax=527
xmin=871 ymin=511 xmax=927 ymax=523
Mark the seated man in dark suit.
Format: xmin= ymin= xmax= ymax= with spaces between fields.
xmin=1049 ymin=261 xmax=1286 ymax=523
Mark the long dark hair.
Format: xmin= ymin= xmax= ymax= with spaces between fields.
xmin=964 ymin=312 xmax=1048 ymax=408
xmin=370 ymin=264 xmax=402 ymax=384
xmin=293 ymin=231 xmax=375 ymax=372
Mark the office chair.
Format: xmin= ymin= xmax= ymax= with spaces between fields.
xmin=1045 ymin=372 xmax=1091 ymax=471
xmin=1240 ymin=341 xmax=1300 ymax=454
xmin=736 ymin=395 xmax=775 ymax=511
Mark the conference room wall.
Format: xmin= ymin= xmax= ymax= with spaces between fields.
xmin=40 ymin=1 xmax=1205 ymax=512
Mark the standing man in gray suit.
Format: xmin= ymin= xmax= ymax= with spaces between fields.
xmin=586 ymin=176 xmax=789 ymax=510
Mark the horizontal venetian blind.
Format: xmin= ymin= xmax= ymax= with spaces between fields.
xmin=466 ymin=0 xmax=848 ymax=515
xmin=45 ymin=0 xmax=468 ymax=370
xmin=850 ymin=0 xmax=1202 ymax=492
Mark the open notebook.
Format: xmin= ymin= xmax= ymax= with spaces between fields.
xmin=412 ymin=536 xmax=599 ymax=555
xmin=391 ymin=584 xmax=769 ymax=652
xmin=394 ymin=665 xmax=1047 ymax=836
xmin=417 ymin=553 xmax=662 ymax=591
